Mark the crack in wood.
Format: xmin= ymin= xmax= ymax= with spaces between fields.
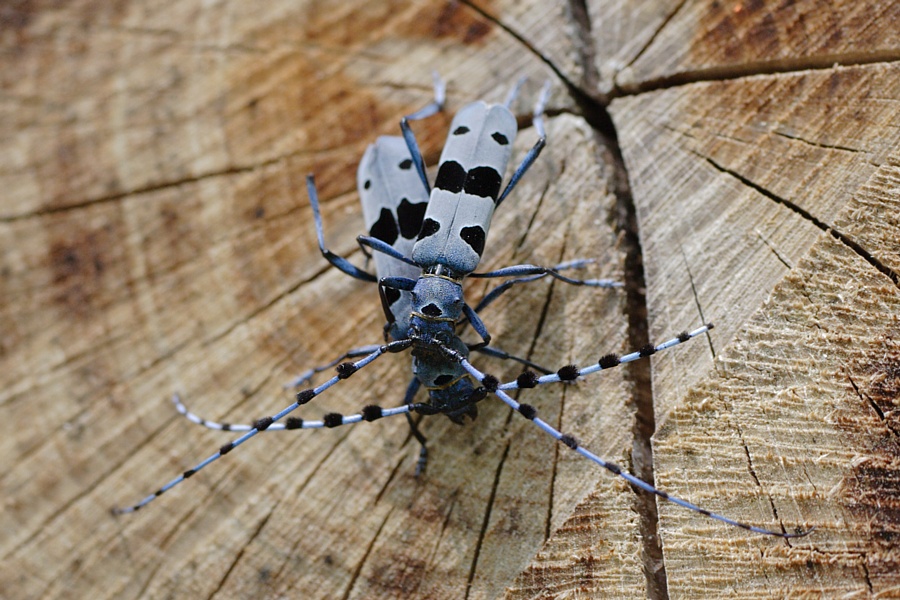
xmin=343 ymin=506 xmax=396 ymax=600
xmin=846 ymin=371 xmax=900 ymax=443
xmin=0 ymin=145 xmax=354 ymax=224
xmin=465 ymin=441 xmax=510 ymax=600
xmin=541 ymin=231 xmax=574 ymax=545
xmin=733 ymin=422 xmax=789 ymax=539
xmin=427 ymin=493 xmax=458 ymax=567
xmin=459 ymin=0 xmax=576 ymax=96
xmin=566 ymin=0 xmax=599 ymax=91
xmin=693 ymin=149 xmax=900 ymax=288
xmin=265 ymin=426 xmax=359 ymax=584
xmin=754 ymin=228 xmax=795 ymax=270
xmin=210 ymin=511 xmax=275 ymax=600
xmin=861 ymin=554 xmax=874 ymax=594
xmin=631 ymin=53 xmax=900 ymax=96
xmin=772 ymin=129 xmax=862 ymax=154
xmin=1 ymin=162 xmax=274 ymax=223
xmin=622 ymin=0 xmax=690 ymax=76
xmin=678 ymin=242 xmax=715 ymax=358
xmin=549 ymin=78 xmax=672 ymax=600
xmin=589 ymin=105 xmax=670 ymax=600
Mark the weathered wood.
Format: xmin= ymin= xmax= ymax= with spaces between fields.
xmin=509 ymin=0 xmax=900 ymax=597
xmin=2 ymin=1 xmax=898 ymax=598
xmin=607 ymin=60 xmax=900 ymax=597
xmin=655 ymin=195 xmax=900 ymax=596
xmin=0 ymin=2 xmax=624 ymax=598
xmin=612 ymin=0 xmax=900 ymax=91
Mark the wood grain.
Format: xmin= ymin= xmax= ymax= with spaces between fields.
xmin=1 ymin=1 xmax=898 ymax=598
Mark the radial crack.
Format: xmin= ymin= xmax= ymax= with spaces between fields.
xmin=458 ymin=0 xmax=578 ymax=94
xmin=678 ymin=242 xmax=715 ymax=358
xmin=694 ymin=151 xmax=900 ymax=289
xmin=754 ymin=229 xmax=794 ymax=270
xmin=772 ymin=130 xmax=861 ymax=154
xmin=567 ymin=0 xmax=600 ymax=91
xmin=465 ymin=442 xmax=511 ymax=599
xmin=343 ymin=506 xmax=395 ymax=600
xmin=605 ymin=120 xmax=670 ymax=600
xmin=0 ymin=145 xmax=355 ymax=223
xmin=735 ymin=426 xmax=788 ymax=539
xmin=209 ymin=511 xmax=274 ymax=600
xmin=624 ymin=0 xmax=690 ymax=73
xmin=634 ymin=51 xmax=900 ymax=95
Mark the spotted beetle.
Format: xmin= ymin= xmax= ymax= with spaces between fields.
xmin=114 ymin=78 xmax=810 ymax=540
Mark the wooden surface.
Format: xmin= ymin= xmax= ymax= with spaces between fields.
xmin=1 ymin=1 xmax=898 ymax=598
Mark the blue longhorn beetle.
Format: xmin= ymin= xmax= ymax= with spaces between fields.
xmin=115 ymin=78 xmax=811 ymax=540
xmin=170 ymin=78 xmax=609 ymax=472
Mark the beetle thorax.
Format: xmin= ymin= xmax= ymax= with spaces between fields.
xmin=410 ymin=272 xmax=465 ymax=324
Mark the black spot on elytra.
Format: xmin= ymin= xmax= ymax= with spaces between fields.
xmin=491 ymin=132 xmax=508 ymax=145
xmin=453 ymin=126 xmax=470 ymax=135
xmin=398 ymin=158 xmax=413 ymax=170
xmin=417 ymin=218 xmax=441 ymax=240
xmin=434 ymin=161 xmax=466 ymax=193
xmin=464 ymin=166 xmax=502 ymax=200
xmin=370 ymin=208 xmax=399 ymax=246
xmin=364 ymin=179 xmax=371 ymax=189
xmin=460 ymin=226 xmax=486 ymax=257
xmin=397 ymin=198 xmax=427 ymax=239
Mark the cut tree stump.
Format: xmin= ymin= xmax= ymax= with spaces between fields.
xmin=1 ymin=1 xmax=898 ymax=598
